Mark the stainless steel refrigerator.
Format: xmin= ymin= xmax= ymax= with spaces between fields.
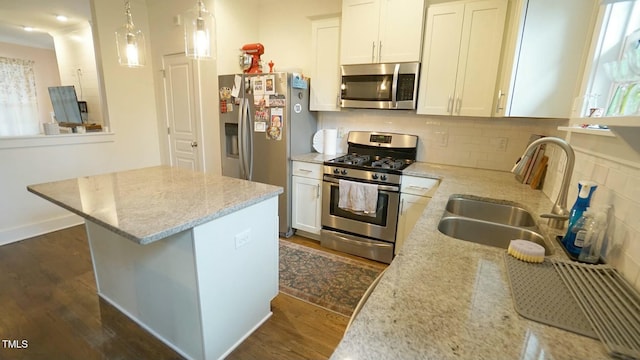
xmin=218 ymin=73 xmax=317 ymax=237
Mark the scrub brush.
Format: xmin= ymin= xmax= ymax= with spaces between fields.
xmin=508 ymin=239 xmax=545 ymax=263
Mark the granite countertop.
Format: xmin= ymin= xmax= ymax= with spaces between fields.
xmin=291 ymin=152 xmax=344 ymax=164
xmin=331 ymin=162 xmax=610 ymax=360
xmin=27 ymin=166 xmax=283 ymax=245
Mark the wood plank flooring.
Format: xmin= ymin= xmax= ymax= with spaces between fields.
xmin=0 ymin=225 xmax=382 ymax=359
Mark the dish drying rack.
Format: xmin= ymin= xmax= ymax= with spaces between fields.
xmin=504 ymin=255 xmax=640 ymax=359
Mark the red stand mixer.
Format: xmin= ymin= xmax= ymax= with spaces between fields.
xmin=240 ymin=43 xmax=264 ymax=73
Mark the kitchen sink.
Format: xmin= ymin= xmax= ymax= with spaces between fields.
xmin=437 ymin=216 xmax=550 ymax=254
xmin=438 ymin=195 xmax=552 ymax=255
xmin=445 ymin=195 xmax=536 ymax=227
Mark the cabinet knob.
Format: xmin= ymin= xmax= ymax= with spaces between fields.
xmin=191 ymin=141 xmax=198 ymax=148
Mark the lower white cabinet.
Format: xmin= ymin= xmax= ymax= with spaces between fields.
xmin=396 ymin=176 xmax=439 ymax=254
xmin=292 ymin=161 xmax=323 ymax=235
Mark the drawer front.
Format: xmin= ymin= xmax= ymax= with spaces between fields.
xmin=401 ymin=176 xmax=439 ymax=197
xmin=292 ymin=161 xmax=323 ymax=180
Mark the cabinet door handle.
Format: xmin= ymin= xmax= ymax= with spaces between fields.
xmin=316 ymin=184 xmax=320 ymax=198
xmin=455 ymin=95 xmax=462 ymax=114
xmin=378 ymin=41 xmax=382 ymax=63
xmin=298 ymin=169 xmax=312 ymax=173
xmin=371 ymin=41 xmax=376 ymax=63
xmin=495 ymin=89 xmax=505 ymax=113
xmin=447 ymin=95 xmax=453 ymax=113
xmin=400 ymin=198 xmax=405 ymax=215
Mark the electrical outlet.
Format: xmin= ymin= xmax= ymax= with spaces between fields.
xmin=234 ymin=229 xmax=251 ymax=249
xmin=435 ymin=131 xmax=448 ymax=147
xmin=494 ymin=137 xmax=508 ymax=152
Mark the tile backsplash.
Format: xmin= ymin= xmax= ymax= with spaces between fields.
xmin=553 ymin=132 xmax=640 ymax=291
xmin=319 ymin=110 xmax=566 ymax=171
xmin=318 ymin=111 xmax=640 ymax=290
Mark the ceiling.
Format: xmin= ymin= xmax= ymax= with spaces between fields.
xmin=0 ymin=0 xmax=91 ymax=49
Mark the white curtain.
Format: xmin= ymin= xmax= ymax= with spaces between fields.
xmin=0 ymin=57 xmax=40 ymax=136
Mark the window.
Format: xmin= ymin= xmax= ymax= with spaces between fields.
xmin=0 ymin=57 xmax=40 ymax=136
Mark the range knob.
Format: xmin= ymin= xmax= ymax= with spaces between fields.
xmin=341 ymin=169 xmax=348 ymax=175
xmin=333 ymin=168 xmax=340 ymax=174
xmin=372 ymin=174 xmax=379 ymax=180
xmin=381 ymin=174 xmax=387 ymax=181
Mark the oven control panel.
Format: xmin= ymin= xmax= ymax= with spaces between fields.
xmin=325 ymin=166 xmax=401 ymax=185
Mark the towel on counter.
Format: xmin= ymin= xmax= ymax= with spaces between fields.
xmin=338 ymin=179 xmax=379 ymax=215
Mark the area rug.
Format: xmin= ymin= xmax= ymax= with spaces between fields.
xmin=279 ymin=240 xmax=386 ymax=316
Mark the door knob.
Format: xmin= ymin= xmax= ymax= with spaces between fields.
xmin=191 ymin=141 xmax=198 ymax=148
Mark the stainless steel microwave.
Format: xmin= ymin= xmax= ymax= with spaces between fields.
xmin=340 ymin=62 xmax=420 ymax=110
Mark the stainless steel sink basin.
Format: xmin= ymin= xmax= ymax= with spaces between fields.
xmin=437 ymin=216 xmax=551 ymax=254
xmin=437 ymin=195 xmax=552 ymax=255
xmin=445 ymin=196 xmax=536 ymax=227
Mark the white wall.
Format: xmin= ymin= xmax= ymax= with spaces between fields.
xmin=0 ymin=0 xmax=162 ymax=245
xmin=215 ymin=0 xmax=260 ymax=75
xmin=52 ymin=22 xmax=104 ymax=125
xmin=558 ymin=133 xmax=640 ymax=289
xmin=146 ymin=0 xmax=222 ymax=174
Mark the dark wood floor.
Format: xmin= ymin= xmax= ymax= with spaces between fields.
xmin=0 ymin=225 xmax=381 ymax=359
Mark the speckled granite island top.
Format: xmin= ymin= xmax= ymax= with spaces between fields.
xmin=331 ymin=162 xmax=611 ymax=360
xmin=27 ymin=166 xmax=283 ymax=245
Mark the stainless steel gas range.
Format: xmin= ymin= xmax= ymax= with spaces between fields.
xmin=321 ymin=131 xmax=418 ymax=263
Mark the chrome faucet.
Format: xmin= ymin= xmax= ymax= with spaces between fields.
xmin=513 ymin=137 xmax=575 ymax=229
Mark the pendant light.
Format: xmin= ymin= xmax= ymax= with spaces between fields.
xmin=115 ymin=0 xmax=146 ymax=67
xmin=183 ymin=0 xmax=216 ymax=60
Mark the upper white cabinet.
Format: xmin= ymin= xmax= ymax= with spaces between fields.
xmin=494 ymin=0 xmax=597 ymax=118
xmin=310 ymin=17 xmax=341 ymax=111
xmin=340 ymin=0 xmax=426 ymax=65
xmin=417 ymin=0 xmax=507 ymax=116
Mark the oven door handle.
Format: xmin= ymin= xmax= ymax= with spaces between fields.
xmin=323 ymin=176 xmax=400 ymax=193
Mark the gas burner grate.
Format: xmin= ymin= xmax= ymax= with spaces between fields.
xmin=332 ymin=154 xmax=371 ymax=166
xmin=371 ymin=157 xmax=408 ymax=170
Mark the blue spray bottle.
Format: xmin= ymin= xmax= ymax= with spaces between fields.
xmin=562 ymin=181 xmax=597 ymax=254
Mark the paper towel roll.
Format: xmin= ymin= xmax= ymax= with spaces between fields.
xmin=323 ymin=129 xmax=337 ymax=155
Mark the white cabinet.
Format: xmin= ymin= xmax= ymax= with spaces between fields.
xmin=340 ymin=0 xmax=425 ymax=65
xmin=417 ymin=0 xmax=507 ymax=116
xmin=310 ymin=17 xmax=341 ymax=111
xmin=396 ymin=176 xmax=439 ymax=254
xmin=494 ymin=0 xmax=596 ymax=118
xmin=292 ymin=161 xmax=323 ymax=236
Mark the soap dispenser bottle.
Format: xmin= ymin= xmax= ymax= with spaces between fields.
xmin=562 ymin=181 xmax=597 ymax=251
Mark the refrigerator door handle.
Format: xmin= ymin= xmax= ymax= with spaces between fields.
xmin=244 ymin=98 xmax=254 ymax=181
xmin=237 ymin=98 xmax=246 ymax=179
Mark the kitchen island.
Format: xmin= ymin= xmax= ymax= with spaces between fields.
xmin=27 ymin=166 xmax=283 ymax=360
xmin=330 ymin=163 xmax=611 ymax=359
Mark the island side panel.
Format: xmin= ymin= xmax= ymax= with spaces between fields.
xmin=85 ymin=220 xmax=204 ymax=360
xmin=192 ymin=196 xmax=279 ymax=360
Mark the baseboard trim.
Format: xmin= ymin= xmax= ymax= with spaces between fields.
xmin=0 ymin=214 xmax=83 ymax=246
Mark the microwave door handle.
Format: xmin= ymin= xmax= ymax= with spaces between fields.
xmin=391 ymin=63 xmax=400 ymax=109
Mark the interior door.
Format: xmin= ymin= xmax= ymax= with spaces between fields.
xmin=162 ymin=54 xmax=202 ymax=171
